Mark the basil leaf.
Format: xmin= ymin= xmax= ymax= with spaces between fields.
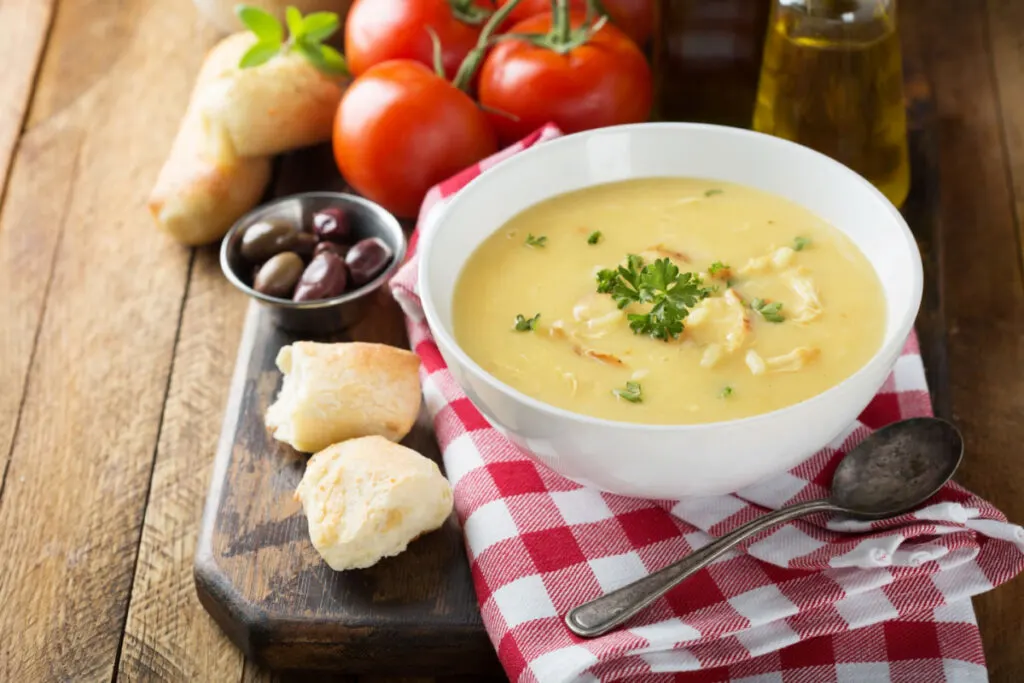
xmin=238 ymin=41 xmax=280 ymax=69
xmin=301 ymin=11 xmax=340 ymax=43
xmin=317 ymin=44 xmax=348 ymax=74
xmin=235 ymin=5 xmax=283 ymax=46
xmin=285 ymin=5 xmax=304 ymax=39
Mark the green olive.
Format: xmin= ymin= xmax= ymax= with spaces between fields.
xmin=240 ymin=221 xmax=300 ymax=263
xmin=253 ymin=252 xmax=304 ymax=298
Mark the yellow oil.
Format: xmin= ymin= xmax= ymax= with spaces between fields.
xmin=753 ymin=1 xmax=909 ymax=208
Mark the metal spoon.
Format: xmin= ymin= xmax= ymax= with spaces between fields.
xmin=565 ymin=417 xmax=963 ymax=638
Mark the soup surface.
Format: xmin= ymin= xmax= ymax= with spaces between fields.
xmin=452 ymin=178 xmax=886 ymax=424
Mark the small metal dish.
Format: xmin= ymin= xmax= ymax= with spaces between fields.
xmin=220 ymin=191 xmax=407 ymax=334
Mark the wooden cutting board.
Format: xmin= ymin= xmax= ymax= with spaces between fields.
xmin=195 ymin=73 xmax=946 ymax=676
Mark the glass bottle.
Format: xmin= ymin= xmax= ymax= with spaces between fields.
xmin=653 ymin=1 xmax=771 ymax=128
xmin=753 ymin=0 xmax=909 ymax=208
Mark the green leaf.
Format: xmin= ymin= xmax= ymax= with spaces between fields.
xmin=751 ymin=298 xmax=784 ymax=323
xmin=301 ymin=11 xmax=339 ymax=42
xmin=513 ymin=313 xmax=540 ymax=331
xmin=285 ymin=5 xmax=304 ymax=38
xmin=719 ymin=386 xmax=734 ymax=398
xmin=708 ymin=260 xmax=729 ymax=276
xmin=236 ymin=4 xmax=283 ymax=45
xmin=793 ymin=236 xmax=811 ymax=251
xmin=317 ymin=43 xmax=348 ymax=74
xmin=613 ymin=381 xmax=643 ymax=403
xmin=525 ymin=234 xmax=547 ymax=247
xmin=238 ymin=41 xmax=280 ymax=69
xmin=587 ymin=230 xmax=602 ymax=245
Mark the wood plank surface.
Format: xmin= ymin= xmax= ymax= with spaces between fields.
xmin=902 ymin=2 xmax=1024 ymax=680
xmin=0 ymin=0 xmax=56 ymax=197
xmin=0 ymin=0 xmax=215 ymax=678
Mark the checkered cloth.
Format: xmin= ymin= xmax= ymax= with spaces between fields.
xmin=389 ymin=125 xmax=1024 ymax=683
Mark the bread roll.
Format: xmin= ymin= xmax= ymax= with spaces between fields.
xmin=295 ymin=436 xmax=453 ymax=571
xmin=148 ymin=32 xmax=347 ymax=246
xmin=266 ymin=342 xmax=422 ymax=453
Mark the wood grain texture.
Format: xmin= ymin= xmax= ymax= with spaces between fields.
xmin=116 ymin=250 xmax=248 ymax=682
xmin=0 ymin=0 xmax=55 ymax=197
xmin=0 ymin=0 xmax=211 ymax=678
xmin=902 ymin=2 xmax=1024 ymax=679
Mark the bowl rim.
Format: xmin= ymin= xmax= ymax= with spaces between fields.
xmin=220 ymin=191 xmax=408 ymax=309
xmin=418 ymin=121 xmax=924 ymax=432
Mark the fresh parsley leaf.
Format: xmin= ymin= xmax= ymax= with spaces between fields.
xmin=613 ymin=381 xmax=643 ymax=403
xmin=238 ymin=41 xmax=281 ymax=68
xmin=301 ymin=11 xmax=340 ymax=42
xmin=525 ymin=234 xmax=547 ymax=247
xmin=708 ymin=260 xmax=729 ymax=276
xmin=595 ymin=255 xmax=711 ymax=341
xmin=513 ymin=313 xmax=540 ymax=331
xmin=751 ymin=298 xmax=784 ymax=323
xmin=587 ymin=231 xmax=602 ymax=245
xmin=719 ymin=386 xmax=733 ymax=398
xmin=793 ymin=236 xmax=811 ymax=251
xmin=235 ymin=5 xmax=283 ymax=45
xmin=705 ymin=189 xmax=723 ymax=197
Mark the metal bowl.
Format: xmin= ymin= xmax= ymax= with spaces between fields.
xmin=220 ymin=192 xmax=407 ymax=334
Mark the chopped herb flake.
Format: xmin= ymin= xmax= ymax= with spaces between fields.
xmin=513 ymin=313 xmax=540 ymax=331
xmin=793 ymin=236 xmax=811 ymax=251
xmin=751 ymin=298 xmax=785 ymax=323
xmin=705 ymin=189 xmax=723 ymax=197
xmin=708 ymin=260 xmax=730 ymax=276
xmin=719 ymin=386 xmax=734 ymax=398
xmin=525 ymin=233 xmax=547 ymax=247
xmin=613 ymin=381 xmax=643 ymax=403
xmin=587 ymin=231 xmax=602 ymax=245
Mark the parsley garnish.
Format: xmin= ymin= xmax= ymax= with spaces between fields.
xmin=708 ymin=261 xmax=729 ymax=276
xmin=793 ymin=236 xmax=811 ymax=251
xmin=751 ymin=298 xmax=784 ymax=323
xmin=719 ymin=386 xmax=733 ymax=399
xmin=525 ymin=234 xmax=547 ymax=247
xmin=705 ymin=189 xmax=723 ymax=197
xmin=596 ymin=255 xmax=712 ymax=341
xmin=513 ymin=313 xmax=540 ymax=331
xmin=613 ymin=381 xmax=643 ymax=403
xmin=587 ymin=231 xmax=602 ymax=245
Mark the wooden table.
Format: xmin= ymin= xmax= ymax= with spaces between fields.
xmin=1 ymin=1 xmax=1022 ymax=681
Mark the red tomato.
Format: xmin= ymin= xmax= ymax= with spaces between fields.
xmin=498 ymin=0 xmax=653 ymax=45
xmin=478 ymin=13 xmax=653 ymax=144
xmin=333 ymin=60 xmax=498 ymax=218
xmin=345 ymin=0 xmax=492 ymax=79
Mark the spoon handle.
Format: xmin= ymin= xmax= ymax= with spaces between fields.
xmin=565 ymin=498 xmax=839 ymax=638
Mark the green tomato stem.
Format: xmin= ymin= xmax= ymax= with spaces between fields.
xmin=451 ymin=0 xmax=524 ymax=90
xmin=554 ymin=0 xmax=571 ymax=44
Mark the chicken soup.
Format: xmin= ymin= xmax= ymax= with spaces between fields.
xmin=452 ymin=178 xmax=886 ymax=424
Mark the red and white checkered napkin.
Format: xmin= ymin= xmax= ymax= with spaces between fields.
xmin=390 ymin=125 xmax=1024 ymax=683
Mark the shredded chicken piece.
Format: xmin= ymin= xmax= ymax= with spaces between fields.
xmin=642 ymin=243 xmax=691 ymax=263
xmin=562 ymin=371 xmax=579 ymax=396
xmin=701 ymin=343 xmax=724 ymax=368
xmin=572 ymin=293 xmax=624 ymax=338
xmin=746 ymin=347 xmax=820 ymax=375
xmin=784 ymin=267 xmax=823 ymax=323
xmin=630 ymin=369 xmax=650 ymax=381
xmin=739 ymin=246 xmax=796 ymax=275
xmin=543 ymin=318 xmax=627 ymax=367
xmin=578 ymin=348 xmax=626 ymax=367
xmin=688 ymin=288 xmax=750 ymax=357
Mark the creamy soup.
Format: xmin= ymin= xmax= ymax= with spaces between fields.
xmin=452 ymin=178 xmax=886 ymax=424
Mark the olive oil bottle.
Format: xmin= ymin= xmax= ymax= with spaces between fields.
xmin=753 ymin=0 xmax=909 ymax=208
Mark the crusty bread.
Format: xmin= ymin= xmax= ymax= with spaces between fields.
xmin=148 ymin=32 xmax=347 ymax=246
xmin=265 ymin=342 xmax=422 ymax=453
xmin=295 ymin=436 xmax=453 ymax=571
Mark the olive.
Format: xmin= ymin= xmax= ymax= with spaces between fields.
xmin=253 ymin=252 xmax=304 ymax=298
xmin=314 ymin=241 xmax=350 ymax=260
xmin=240 ymin=220 xmax=300 ymax=263
xmin=345 ymin=237 xmax=393 ymax=286
xmin=311 ymin=207 xmax=351 ymax=243
xmin=292 ymin=231 xmax=318 ymax=258
xmin=293 ymin=252 xmax=349 ymax=302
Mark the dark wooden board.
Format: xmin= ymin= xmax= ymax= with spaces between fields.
xmin=195 ymin=75 xmax=945 ymax=676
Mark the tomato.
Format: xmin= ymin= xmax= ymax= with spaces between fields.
xmin=498 ymin=0 xmax=653 ymax=45
xmin=345 ymin=0 xmax=492 ymax=79
xmin=333 ymin=60 xmax=498 ymax=218
xmin=478 ymin=13 xmax=653 ymax=145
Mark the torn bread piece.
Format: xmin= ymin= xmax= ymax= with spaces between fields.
xmin=266 ymin=342 xmax=421 ymax=453
xmin=296 ymin=436 xmax=453 ymax=571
